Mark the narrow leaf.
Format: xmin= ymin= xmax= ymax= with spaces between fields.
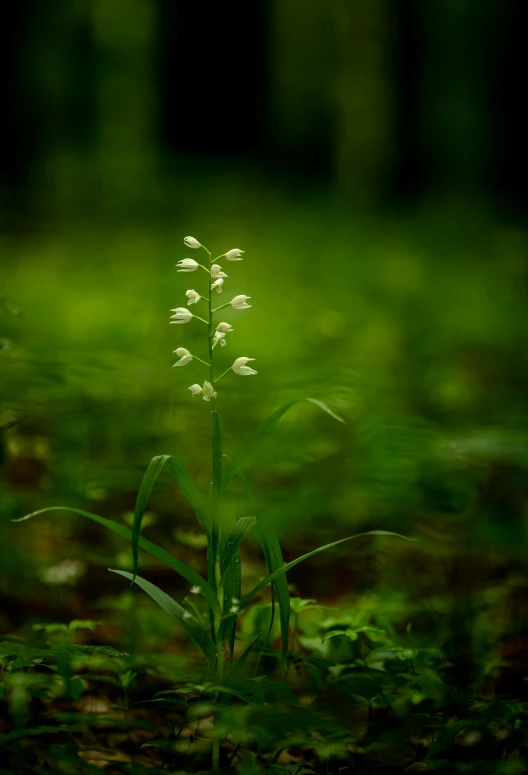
xmin=222 ymin=398 xmax=344 ymax=487
xmin=109 ymin=569 xmax=216 ymax=667
xmin=222 ymin=552 xmax=241 ymax=658
xmin=240 ymin=531 xmax=414 ymax=610
xmin=234 ymin=470 xmax=291 ymax=665
xmin=13 ymin=507 xmax=220 ymax=615
xmin=132 ymin=455 xmax=169 ymax=578
xmin=220 ymin=517 xmax=256 ymax=576
xmin=255 ymin=521 xmax=290 ymax=664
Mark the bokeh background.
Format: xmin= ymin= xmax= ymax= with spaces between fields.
xmin=1 ymin=0 xmax=528 ymax=671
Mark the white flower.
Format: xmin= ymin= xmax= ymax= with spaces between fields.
xmin=213 ymin=331 xmax=226 ymax=347
xmin=216 ymin=322 xmax=234 ymax=334
xmin=170 ymin=307 xmax=193 ymax=324
xmin=173 ymin=348 xmax=193 ymax=367
xmin=186 ymin=289 xmax=201 ymax=305
xmin=182 ymin=610 xmax=193 ymax=620
xmin=188 ymin=384 xmax=203 ymax=397
xmin=190 ymin=585 xmax=202 ymax=595
xmin=211 ymin=278 xmax=224 ymax=294
xmin=231 ymin=597 xmax=239 ymax=604
xmin=232 ymin=357 xmax=258 ymax=376
xmin=225 ymin=249 xmax=244 ymax=261
xmin=230 ymin=605 xmax=240 ymax=614
xmin=184 ymin=236 xmax=201 ymax=249
xmin=231 ymin=295 xmax=251 ymax=310
xmin=202 ymin=381 xmax=217 ymax=401
xmin=211 ymin=264 xmax=228 ymax=280
xmin=176 ymin=258 xmax=199 ymax=272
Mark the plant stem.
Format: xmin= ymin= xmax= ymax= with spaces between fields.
xmin=205 ymin=243 xmax=224 ymax=772
xmin=215 ymin=367 xmax=232 ymax=383
xmin=212 ymin=302 xmax=231 ymax=313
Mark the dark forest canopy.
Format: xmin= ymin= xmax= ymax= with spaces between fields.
xmin=1 ymin=0 xmax=527 ymax=211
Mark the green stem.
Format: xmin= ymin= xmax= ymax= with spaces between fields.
xmin=212 ymin=302 xmax=231 ymax=313
xmin=192 ymin=314 xmax=209 ymax=325
xmin=192 ymin=356 xmax=211 ymax=367
xmin=216 ymin=367 xmax=232 ymax=383
xmin=203 ymin=243 xmax=225 ymax=771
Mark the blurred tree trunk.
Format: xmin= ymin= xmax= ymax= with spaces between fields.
xmin=89 ymin=0 xmax=158 ymax=215
xmin=268 ymin=0 xmax=335 ymax=178
xmin=417 ymin=0 xmax=492 ymax=196
xmin=269 ymin=0 xmax=394 ymax=200
xmin=329 ymin=0 xmax=394 ymax=201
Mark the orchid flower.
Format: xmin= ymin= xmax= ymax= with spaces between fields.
xmin=170 ymin=307 xmax=193 ymax=324
xmin=173 ymin=348 xmax=193 ymax=366
xmin=176 ymin=259 xmax=199 ymax=272
xmin=184 ymin=236 xmax=201 ymax=249
xmin=231 ymin=295 xmax=251 ymax=310
xmin=211 ymin=264 xmax=228 ymax=280
xmin=232 ymin=357 xmax=258 ymax=376
xmin=225 ymin=249 xmax=244 ymax=261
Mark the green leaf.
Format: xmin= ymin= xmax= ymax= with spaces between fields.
xmin=222 ymin=551 xmax=241 ymax=658
xmin=255 ymin=521 xmax=290 ymax=665
xmin=132 ymin=454 xmax=210 ymax=579
xmin=229 ymin=636 xmax=261 ymax=683
xmin=234 ymin=470 xmax=291 ymax=665
xmin=13 ymin=507 xmax=219 ymax=615
xmin=221 ymin=398 xmax=344 ymax=487
xmin=220 ymin=517 xmax=256 ymax=576
xmin=109 ymin=569 xmax=217 ymax=668
xmin=240 ymin=531 xmax=414 ymax=611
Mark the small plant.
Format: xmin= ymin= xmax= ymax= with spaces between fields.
xmin=15 ymin=235 xmax=409 ymax=770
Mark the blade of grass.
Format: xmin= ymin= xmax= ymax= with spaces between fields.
xmin=109 ymin=569 xmax=217 ymax=668
xmin=131 ymin=455 xmax=209 ymax=581
xmin=221 ymin=398 xmax=344 ymax=488
xmin=222 ymin=552 xmax=241 ymax=658
xmin=13 ymin=507 xmax=220 ymax=615
xmin=234 ymin=469 xmax=291 ymax=665
xmin=220 ymin=517 xmax=256 ymax=577
xmin=218 ymin=531 xmax=415 ymax=634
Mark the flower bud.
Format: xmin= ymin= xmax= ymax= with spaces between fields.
xmin=232 ymin=357 xmax=257 ymax=376
xmin=211 ymin=264 xmax=228 ymax=280
xmin=184 ymin=236 xmax=201 ymax=249
xmin=211 ymin=278 xmax=224 ymax=294
xmin=230 ymin=295 xmax=251 ymax=310
xmin=170 ymin=307 xmax=193 ymax=324
xmin=213 ymin=331 xmax=226 ymax=347
xmin=216 ymin=322 xmax=234 ymax=333
xmin=225 ymin=249 xmax=244 ymax=261
xmin=188 ymin=384 xmax=203 ymax=397
xmin=202 ymin=381 xmax=218 ymax=401
xmin=186 ymin=289 xmax=201 ymax=305
xmin=173 ymin=348 xmax=193 ymax=366
xmin=176 ymin=259 xmax=199 ymax=272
